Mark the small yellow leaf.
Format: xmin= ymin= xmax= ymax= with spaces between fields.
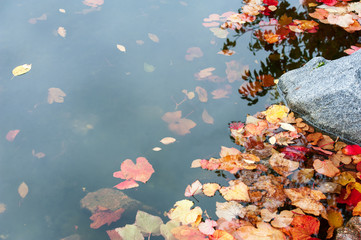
xmin=152 ymin=147 xmax=162 ymax=151
xmin=160 ymin=137 xmax=176 ymax=145
xmin=116 ymin=44 xmax=126 ymax=52
xmin=18 ymin=182 xmax=29 ymax=199
xmin=12 ymin=64 xmax=32 ymax=77
xmin=59 ymin=9 xmax=66 ymax=13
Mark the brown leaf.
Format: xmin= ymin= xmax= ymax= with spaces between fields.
xmin=317 ymin=135 xmax=334 ymax=150
xmin=269 ymin=153 xmax=299 ymax=177
xmin=238 ymin=81 xmax=262 ymax=97
xmin=306 ymin=132 xmax=323 ymax=145
xmin=313 ymin=159 xmax=340 ymax=178
xmin=90 ymin=206 xmax=125 ymax=229
xmin=256 ymin=74 xmax=275 ymax=87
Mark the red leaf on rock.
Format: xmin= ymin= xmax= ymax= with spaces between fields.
xmin=90 ymin=206 xmax=125 ymax=229
xmin=342 ymin=145 xmax=361 ymax=156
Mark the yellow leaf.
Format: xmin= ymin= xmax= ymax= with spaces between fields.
xmin=57 ymin=26 xmax=66 ymax=38
xmin=327 ymin=208 xmax=343 ymax=228
xmin=353 ymin=201 xmax=361 ymax=216
xmin=167 ymin=199 xmax=202 ymax=225
xmin=263 ymin=104 xmax=289 ymax=124
xmin=18 ymin=182 xmax=29 ymax=199
xmin=333 ymin=172 xmax=355 ymax=186
xmin=202 ymin=183 xmax=220 ymax=197
xmin=220 ymin=180 xmax=250 ymax=201
xmin=12 ymin=64 xmax=32 ymax=77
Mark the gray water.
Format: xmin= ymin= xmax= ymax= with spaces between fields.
xmin=0 ymin=0 xmax=271 ymax=239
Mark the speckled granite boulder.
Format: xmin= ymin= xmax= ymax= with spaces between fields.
xmin=277 ymin=51 xmax=361 ymax=145
xmin=336 ymin=217 xmax=361 ymax=240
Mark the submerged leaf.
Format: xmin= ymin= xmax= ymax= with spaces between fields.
xmin=90 ymin=206 xmax=124 ymax=229
xmin=18 ymin=182 xmax=29 ymax=199
xmin=6 ymin=129 xmax=20 ymax=142
xmin=116 ymin=224 xmax=144 ymax=240
xmin=48 ymin=88 xmax=66 ymax=104
xmin=202 ymin=109 xmax=214 ymax=124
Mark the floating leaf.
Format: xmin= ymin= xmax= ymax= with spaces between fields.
xmin=198 ymin=219 xmax=217 ymax=235
xmin=57 ymin=27 xmax=66 ymax=38
xmin=152 ymin=147 xmax=162 ymax=151
xmin=195 ymin=86 xmax=208 ymax=102
xmin=116 ymin=44 xmax=126 ymax=52
xmin=148 ymin=33 xmax=159 ymax=43
xmin=215 ymin=201 xmax=245 ymax=221
xmin=18 ymin=182 xmax=29 ymax=199
xmin=116 ymin=224 xmax=144 ymax=240
xmin=160 ymin=137 xmax=176 ymax=145
xmin=113 ymin=157 xmax=154 ymax=184
xmin=6 ymin=129 xmax=20 ymax=142
xmin=167 ymin=199 xmax=202 ymax=225
xmin=203 ymin=183 xmax=220 ymax=197
xmin=113 ymin=179 xmax=139 ymax=190
xmin=283 ymin=215 xmax=320 ymax=240
xmin=162 ymin=111 xmax=196 ymax=135
xmin=48 ymin=88 xmax=66 ymax=104
xmin=185 ymin=180 xmax=202 ymax=197
xmin=12 ymin=64 xmax=32 ymax=77
xmin=263 ymin=104 xmax=289 ymax=124
xmin=90 ymin=206 xmax=124 ymax=229
xmin=342 ymin=145 xmax=361 ymax=155
xmin=202 ymin=109 xmax=214 ymax=124
xmin=135 ymin=210 xmax=163 ymax=236
xmin=83 ymin=0 xmax=104 ymax=7
xmin=219 ymin=180 xmax=250 ymax=202
xmin=313 ymin=159 xmax=340 ymax=178
xmin=235 ymin=222 xmax=285 ymax=240
xmin=171 ymin=226 xmax=207 ymax=240
xmin=196 ymin=67 xmax=215 ymax=79
xmin=160 ymin=220 xmax=181 ymax=240
xmin=144 ymin=63 xmax=155 ymax=72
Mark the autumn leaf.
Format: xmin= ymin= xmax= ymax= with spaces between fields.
xmin=135 ymin=210 xmax=163 ymax=236
xmin=12 ymin=64 xmax=32 ymax=78
xmin=269 ymin=152 xmax=299 ymax=177
xmin=238 ymin=81 xmax=263 ymax=97
xmin=195 ymin=86 xmax=208 ymax=102
xmin=333 ymin=172 xmax=356 ymax=186
xmin=284 ymin=187 xmax=326 ymax=216
xmin=160 ymin=220 xmax=181 ymax=240
xmin=203 ymin=183 xmax=221 ymax=197
xmin=116 ymin=224 xmax=144 ymax=240
xmin=116 ymin=44 xmax=126 ymax=52
xmin=113 ymin=157 xmax=154 ymax=187
xmin=18 ymin=182 xmax=29 ymax=199
xmin=327 ymin=208 xmax=343 ymax=229
xmin=57 ymin=27 xmax=66 ymax=38
xmin=202 ymin=109 xmax=214 ymax=124
xmin=6 ymin=129 xmax=20 ymax=142
xmin=313 ymin=159 xmax=340 ymax=178
xmin=209 ymin=230 xmax=235 ymax=240
xmin=198 ymin=219 xmax=217 ymax=235
xmin=215 ymin=201 xmax=246 ymax=221
xmin=162 ymin=111 xmax=196 ymax=135
xmin=337 ymin=188 xmax=361 ymax=206
xmin=171 ymin=226 xmax=207 ymax=240
xmin=235 ymin=222 xmax=286 ymax=240
xmin=283 ymin=215 xmax=320 ymax=240
xmin=270 ymin=210 xmax=294 ymax=228
xmin=185 ymin=180 xmax=203 ymax=197
xmin=90 ymin=206 xmax=124 ymax=229
xmin=148 ymin=33 xmax=160 ymax=43
xmin=160 ymin=137 xmax=176 ymax=145
xmin=185 ymin=47 xmax=203 ymax=61
xmin=196 ymin=67 xmax=215 ymax=80
xmin=167 ymin=199 xmax=202 ymax=225
xmin=342 ymin=145 xmax=361 ymax=155
xmin=113 ymin=179 xmax=139 ymax=190
xmin=83 ymin=0 xmax=104 ymax=8
xmin=48 ymin=88 xmax=66 ymax=104
xmin=263 ymin=104 xmax=289 ymax=124
xmin=220 ymin=180 xmax=250 ymax=202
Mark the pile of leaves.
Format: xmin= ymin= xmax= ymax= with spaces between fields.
xmin=163 ymin=104 xmax=361 ymax=240
xmin=104 ymin=104 xmax=361 ymax=239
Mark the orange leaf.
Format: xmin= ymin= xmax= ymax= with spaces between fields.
xmin=209 ymin=230 xmax=235 ymax=240
xmin=313 ymin=159 xmax=340 ymax=178
xmin=171 ymin=226 xmax=207 ymax=240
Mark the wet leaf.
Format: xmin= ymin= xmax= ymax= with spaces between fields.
xmin=167 ymin=199 xmax=202 ymax=225
xmin=184 ymin=180 xmax=202 ymax=197
xmin=270 ymin=210 xmax=294 ymax=228
xmin=353 ymin=201 xmax=361 ymax=216
xmin=83 ymin=0 xmax=104 ymax=7
xmin=162 ymin=111 xmax=196 ymax=135
xmin=342 ymin=145 xmax=361 ymax=155
xmin=209 ymin=230 xmax=235 ymax=240
xmin=90 ymin=206 xmax=124 ymax=229
xmin=135 ymin=210 xmax=163 ymax=235
xmin=113 ymin=179 xmax=139 ymax=190
xmin=235 ymin=222 xmax=285 ymax=240
xmin=283 ymin=215 xmax=320 ymax=240
xmin=18 ymin=182 xmax=29 ymax=199
xmin=185 ymin=47 xmax=203 ymax=61
xmin=334 ymin=172 xmax=356 ymax=186
xmin=48 ymin=88 xmax=66 ymax=104
xmin=6 ymin=129 xmax=20 ymax=142
xmin=313 ymin=159 xmax=340 ymax=178
xmin=57 ymin=27 xmax=66 ymax=38
xmin=203 ymin=183 xmax=221 ymax=197
xmin=0 ymin=203 xmax=6 ymax=214
xmin=202 ymin=109 xmax=214 ymax=124
xmin=215 ymin=201 xmax=246 ymax=221
xmin=160 ymin=137 xmax=176 ymax=145
xmin=148 ymin=33 xmax=159 ymax=43
xmin=12 ymin=64 xmax=32 ymax=77
xmin=262 ymin=104 xmax=289 ymax=124
xmin=195 ymin=86 xmax=208 ymax=102
xmin=116 ymin=44 xmax=126 ymax=52
xmin=327 ymin=208 xmax=343 ymax=228
xmin=220 ymin=180 xmax=250 ymax=202
xmin=269 ymin=152 xmax=299 ymax=177
xmin=152 ymin=147 xmax=162 ymax=151
xmin=116 ymin=224 xmax=144 ymax=240
xmin=198 ymin=219 xmax=217 ymax=235
xmin=144 ymin=63 xmax=155 ymax=72
xmin=171 ymin=226 xmax=207 ymax=240
xmin=113 ymin=157 xmax=154 ymax=184
xmin=160 ymin=220 xmax=181 ymax=240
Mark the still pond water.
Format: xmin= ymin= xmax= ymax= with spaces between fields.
xmin=0 ymin=0 xmax=282 ymax=239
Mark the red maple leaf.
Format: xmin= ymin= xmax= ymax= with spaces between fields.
xmin=90 ymin=206 xmax=125 ymax=229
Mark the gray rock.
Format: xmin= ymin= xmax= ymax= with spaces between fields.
xmin=336 ymin=217 xmax=361 ymax=240
xmin=277 ymin=51 xmax=361 ymax=145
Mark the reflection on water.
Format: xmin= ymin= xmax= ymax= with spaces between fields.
xmin=0 ymin=0 xmax=275 ymax=239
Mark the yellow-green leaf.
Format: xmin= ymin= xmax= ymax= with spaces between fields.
xmin=12 ymin=64 xmax=32 ymax=77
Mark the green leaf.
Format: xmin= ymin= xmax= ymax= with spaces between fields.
xmin=160 ymin=220 xmax=181 ymax=240
xmin=135 ymin=210 xmax=163 ymax=236
xmin=115 ymin=224 xmax=144 ymax=240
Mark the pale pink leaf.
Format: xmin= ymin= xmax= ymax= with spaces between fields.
xmin=185 ymin=180 xmax=202 ymax=197
xmin=198 ymin=219 xmax=217 ymax=235
xmin=83 ymin=0 xmax=104 ymax=7
xmin=202 ymin=109 xmax=214 ymax=124
xmin=6 ymin=130 xmax=20 ymax=142
xmin=114 ymin=179 xmax=139 ymax=190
